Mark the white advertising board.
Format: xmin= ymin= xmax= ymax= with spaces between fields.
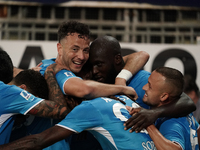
xmin=1 ymin=40 xmax=200 ymax=88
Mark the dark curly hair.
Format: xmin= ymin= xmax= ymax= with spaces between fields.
xmin=58 ymin=20 xmax=91 ymax=42
xmin=13 ymin=69 xmax=49 ymax=99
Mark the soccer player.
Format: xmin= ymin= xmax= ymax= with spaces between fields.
xmin=89 ymin=35 xmax=196 ymax=132
xmin=39 ymin=21 xmax=147 ymax=99
xmin=0 ymin=95 xmax=156 ymax=150
xmin=0 ymin=57 xmax=71 ymax=150
xmin=137 ymin=67 xmax=199 ymax=149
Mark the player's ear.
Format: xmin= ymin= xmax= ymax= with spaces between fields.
xmin=115 ymin=54 xmax=123 ymax=65
xmin=57 ymin=42 xmax=63 ymax=56
xmin=160 ymin=92 xmax=169 ymax=102
xmin=19 ymin=84 xmax=27 ymax=90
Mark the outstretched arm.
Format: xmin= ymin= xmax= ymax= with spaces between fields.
xmin=0 ymin=126 xmax=74 ymax=150
xmin=115 ymin=51 xmax=149 ymax=86
xmin=124 ymin=92 xmax=196 ymax=132
xmin=64 ymin=78 xmax=138 ymax=100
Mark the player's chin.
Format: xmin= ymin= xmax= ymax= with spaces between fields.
xmin=142 ymin=97 xmax=147 ymax=103
xmin=72 ymin=68 xmax=82 ymax=73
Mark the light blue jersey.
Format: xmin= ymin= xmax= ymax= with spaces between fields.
xmin=40 ymin=58 xmax=81 ymax=95
xmin=57 ymin=95 xmax=155 ymax=150
xmin=127 ymin=70 xmax=151 ymax=109
xmin=10 ymin=58 xmax=72 ymax=149
xmin=156 ymin=113 xmax=199 ymax=150
xmin=0 ymin=81 xmax=43 ymax=145
xmin=19 ymin=58 xmax=73 ymax=150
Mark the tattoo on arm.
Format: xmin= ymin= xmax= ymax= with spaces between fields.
xmin=28 ymin=70 xmax=72 ymax=119
xmin=29 ymin=100 xmax=70 ymax=119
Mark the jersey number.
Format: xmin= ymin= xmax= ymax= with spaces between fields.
xmin=113 ymin=102 xmax=140 ymax=121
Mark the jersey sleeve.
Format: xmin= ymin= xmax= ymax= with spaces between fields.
xmin=55 ymin=70 xmax=82 ymax=95
xmin=159 ymin=119 xmax=185 ymax=149
xmin=57 ymin=101 xmax=103 ymax=133
xmin=39 ymin=58 xmax=56 ymax=76
xmin=0 ymin=82 xmax=43 ymax=115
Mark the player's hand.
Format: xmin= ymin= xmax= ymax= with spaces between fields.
xmin=46 ymin=63 xmax=68 ymax=74
xmin=115 ymin=78 xmax=126 ymax=86
xmin=124 ymin=107 xmax=159 ymax=133
xmin=121 ymin=86 xmax=138 ymax=101
xmin=31 ymin=62 xmax=43 ymax=72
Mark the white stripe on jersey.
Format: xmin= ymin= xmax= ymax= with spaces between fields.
xmin=87 ymin=127 xmax=117 ymax=149
xmin=0 ymin=113 xmax=15 ymax=127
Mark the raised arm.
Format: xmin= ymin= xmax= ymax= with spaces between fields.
xmin=124 ymin=92 xmax=196 ymax=132
xmin=0 ymin=126 xmax=73 ymax=150
xmin=115 ymin=51 xmax=149 ymax=86
xmin=123 ymin=51 xmax=149 ymax=73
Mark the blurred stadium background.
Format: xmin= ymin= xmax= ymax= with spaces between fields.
xmin=0 ymin=0 xmax=200 ymax=87
xmin=0 ymin=0 xmax=199 ymax=43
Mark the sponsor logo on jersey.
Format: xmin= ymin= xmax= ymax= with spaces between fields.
xmin=20 ymin=90 xmax=33 ymax=101
xmin=64 ymin=72 xmax=73 ymax=77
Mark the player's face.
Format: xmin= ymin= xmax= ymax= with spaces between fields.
xmin=142 ymin=71 xmax=166 ymax=108
xmin=58 ymin=33 xmax=90 ymax=73
xmin=89 ymin=49 xmax=116 ymax=84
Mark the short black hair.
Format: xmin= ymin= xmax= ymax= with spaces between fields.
xmin=0 ymin=49 xmax=13 ymax=83
xmin=58 ymin=20 xmax=91 ymax=42
xmin=155 ymin=67 xmax=184 ymax=97
xmin=13 ymin=69 xmax=49 ymax=99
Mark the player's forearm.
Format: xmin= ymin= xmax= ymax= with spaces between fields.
xmin=28 ymin=100 xmax=70 ymax=119
xmin=123 ymin=51 xmax=149 ymax=75
xmin=44 ymin=71 xmax=67 ymax=106
xmin=84 ymin=80 xmax=137 ymax=99
xmin=0 ymin=134 xmax=42 ymax=150
xmin=154 ymin=92 xmax=196 ymax=118
xmin=147 ymin=125 xmax=181 ymax=150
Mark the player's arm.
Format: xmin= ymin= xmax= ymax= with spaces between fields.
xmin=124 ymin=92 xmax=196 ymax=132
xmin=0 ymin=126 xmax=74 ymax=150
xmin=28 ymin=64 xmax=71 ymax=119
xmin=115 ymin=51 xmax=149 ymax=86
xmin=146 ymin=125 xmax=182 ymax=150
xmin=64 ymin=78 xmax=138 ymax=100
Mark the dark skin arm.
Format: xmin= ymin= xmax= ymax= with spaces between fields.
xmin=28 ymin=63 xmax=72 ymax=119
xmin=124 ymin=92 xmax=196 ymax=132
xmin=0 ymin=126 xmax=74 ymax=150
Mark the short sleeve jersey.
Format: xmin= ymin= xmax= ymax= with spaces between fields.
xmin=127 ymin=70 xmax=151 ymax=109
xmin=0 ymin=81 xmax=43 ymax=144
xmin=57 ymin=95 xmax=155 ymax=150
xmin=40 ymin=58 xmax=81 ymax=95
xmin=156 ymin=113 xmax=199 ymax=150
